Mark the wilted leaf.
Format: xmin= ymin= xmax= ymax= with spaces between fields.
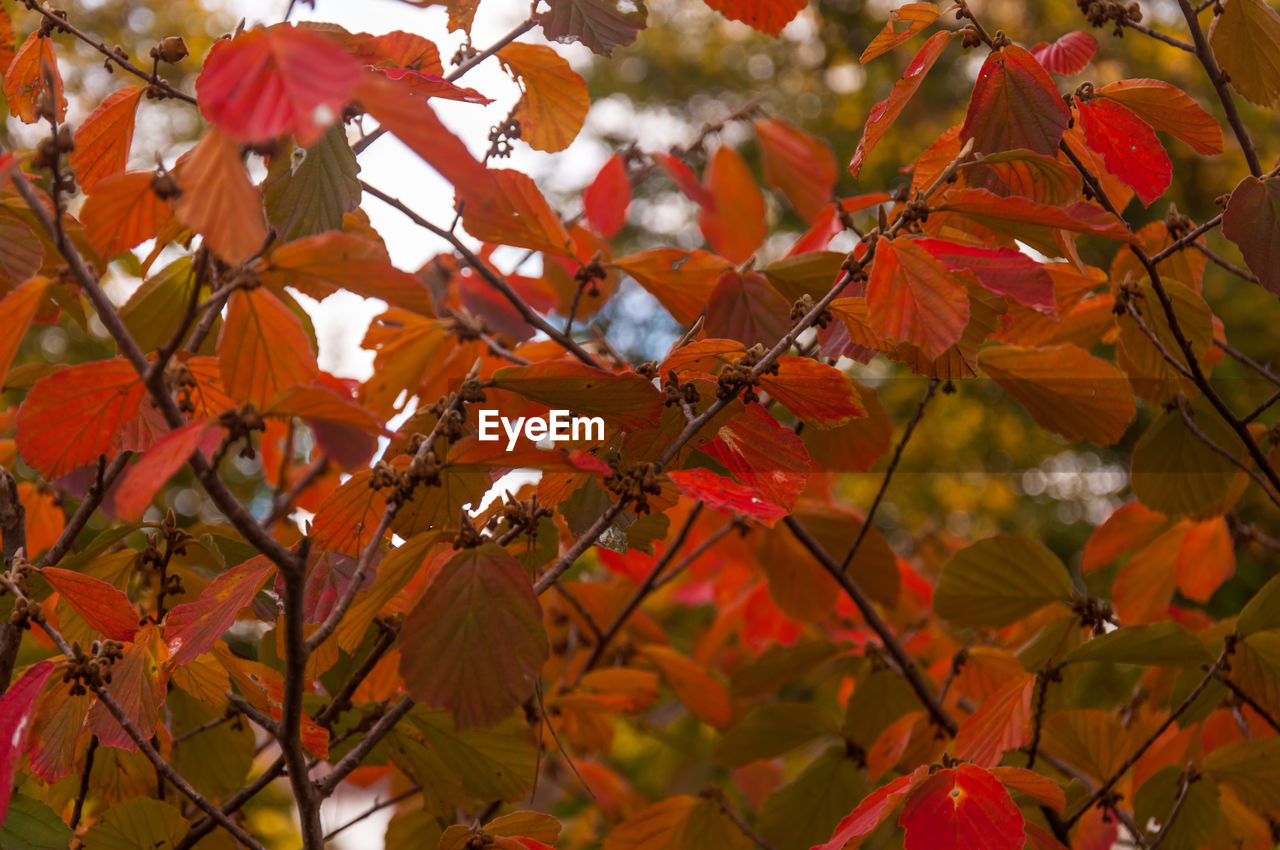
xmin=540 ymin=0 xmax=647 ymax=55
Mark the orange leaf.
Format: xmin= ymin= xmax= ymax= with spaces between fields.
xmin=611 ymin=249 xmax=732 ymax=325
xmin=1174 ymin=517 xmax=1235 ymax=603
xmin=604 ymin=794 xmax=755 ymax=850
xmin=698 ymin=146 xmax=766 ymax=264
xmin=41 ymin=567 xmax=139 ymax=641
xmin=1082 ymin=501 xmax=1167 ymax=572
xmin=87 ymin=624 xmax=168 ymax=750
xmin=490 ymin=361 xmax=664 ymax=430
xmin=16 ymin=482 xmax=62 ymax=558
xmin=861 ymin=3 xmax=941 ymax=64
xmin=82 ymin=170 xmax=172 ymax=259
xmin=760 ymin=357 xmax=866 ymax=428
xmin=115 ymin=418 xmax=219 ymax=521
xmin=0 ymin=6 xmax=14 ymax=74
xmin=345 ymin=29 xmax=444 ymax=74
xmin=498 ymin=42 xmax=589 ymax=153
xmin=978 ymin=344 xmax=1136 ymax=446
xmin=165 ymin=555 xmax=276 ymax=667
xmin=636 ymin=644 xmax=733 ymax=729
xmin=703 ymin=401 xmax=812 ymax=511
xmin=815 ymin=766 xmax=930 ymax=850
xmin=866 ymin=236 xmax=969 ymax=360
xmin=174 ymin=127 xmax=268 ymax=265
xmin=264 ymin=231 xmax=435 ymax=315
xmin=217 ymin=286 xmax=319 ymax=407
xmin=4 ymin=33 xmax=66 ymax=124
xmin=849 ymin=31 xmax=953 ymax=177
xmin=583 ymin=154 xmax=630 ymax=238
xmin=0 ymin=276 xmax=50 ymax=382
xmin=754 ymin=117 xmax=836 ymax=222
xmin=1112 ymin=523 xmax=1184 ymax=624
xmin=986 ymin=766 xmax=1066 ymax=813
xmin=69 ymin=86 xmax=143 ymax=192
xmin=310 ymin=469 xmax=387 ymax=557
xmin=699 ymin=0 xmax=806 ymax=36
xmin=16 ymin=359 xmax=145 ymax=480
xmin=0 ymin=216 xmax=43 ymax=290
xmin=195 ymin=24 xmax=360 ymax=146
xmin=952 ymin=673 xmax=1035 ymax=768
xmin=667 ymin=468 xmax=787 ymax=526
xmin=399 ymin=545 xmax=548 ymax=728
xmin=866 ymin=711 xmax=925 ymax=781
xmin=459 ymin=169 xmax=574 ymax=257
xmin=353 ymin=68 xmax=488 ymax=188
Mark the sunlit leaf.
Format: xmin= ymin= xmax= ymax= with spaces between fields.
xmin=1096 ymin=78 xmax=1222 ymax=155
xmin=499 ymin=42 xmax=590 ymax=153
xmin=1076 ymin=96 xmax=1171 ymax=207
xmin=699 ymin=0 xmax=806 ymax=36
xmin=174 ymin=127 xmax=268 ymax=265
xmin=41 ymin=567 xmax=139 ymax=641
xmin=69 ymin=86 xmax=143 ymax=192
xmin=1030 ymin=31 xmax=1097 ymax=75
xmin=217 ymin=285 xmax=319 ymax=408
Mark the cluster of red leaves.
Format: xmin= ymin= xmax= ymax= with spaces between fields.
xmin=0 ymin=1 xmax=1279 ymax=849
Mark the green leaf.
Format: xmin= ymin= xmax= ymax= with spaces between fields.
xmin=1130 ymin=399 xmax=1249 ymax=520
xmin=1238 ymin=573 xmax=1280 ymax=635
xmin=730 ymin=640 xmax=841 ymax=698
xmin=1209 ymin=0 xmax=1280 ymax=107
xmin=399 ymin=545 xmax=549 ymax=729
xmin=841 ymin=670 xmax=921 ymax=748
xmin=1132 ymin=766 xmax=1219 ymax=850
xmin=81 ymin=798 xmax=188 ymax=850
xmin=713 ymin=701 xmax=840 ymax=767
xmin=169 ymin=689 xmax=254 ymax=800
xmin=764 ymin=252 xmax=847 ymax=304
xmin=757 ymin=745 xmax=869 ymax=850
xmin=263 ymin=124 xmax=361 ymax=242
xmin=933 ymin=535 xmax=1073 ymax=628
xmin=119 ymin=258 xmax=202 ymax=355
xmin=0 ymin=795 xmax=73 ymax=850
xmin=385 ymin=808 xmax=444 ymax=850
xmin=1062 ymin=623 xmax=1211 ymax=667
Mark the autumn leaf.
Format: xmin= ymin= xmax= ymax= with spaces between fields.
xmin=490 ymin=361 xmax=664 ymax=430
xmin=115 ymin=418 xmax=219 ymax=520
xmin=263 ymin=231 xmax=436 ymax=315
xmin=604 ymin=794 xmax=754 ymax=850
xmin=69 ymin=86 xmax=143 ymax=192
xmin=849 ymin=31 xmax=953 ymax=177
xmin=1030 ymin=31 xmax=1097 ymax=75
xmin=866 ymin=236 xmax=970 ymax=360
xmin=755 ymin=117 xmax=837 ymax=222
xmin=81 ymin=170 xmax=173 ymax=259
xmin=815 ymin=767 xmax=930 ymax=850
xmin=698 ymin=146 xmax=767 ymax=263
xmin=87 ymin=624 xmax=168 ymax=750
xmin=702 ymin=400 xmax=812 ymax=510
xmin=934 ymin=535 xmax=1073 ymax=628
xmin=705 ymin=270 xmax=791 ymax=347
xmin=0 ymin=276 xmax=50 ymax=383
xmin=1095 ymin=78 xmax=1223 ymax=155
xmin=636 ymin=644 xmax=733 ymax=729
xmin=217 ymin=285 xmax=319 ymax=408
xmin=1222 ymin=174 xmax=1280 ymax=295
xmin=16 ymin=359 xmax=146 ymax=480
xmin=399 ymin=545 xmax=549 ymax=728
xmin=174 ymin=127 xmax=268 ymax=265
xmin=164 ymin=555 xmax=277 ymax=667
xmin=760 ymin=357 xmax=866 ymax=428
xmin=196 ymin=24 xmax=361 ymax=145
xmin=667 ymin=468 xmax=786 ymax=525
xmin=539 ymin=0 xmax=648 ymax=55
xmin=1174 ymin=517 xmax=1235 ymax=603
xmin=0 ymin=216 xmax=42 ymax=291
xmin=583 ymin=154 xmax=631 ymax=238
xmin=861 ymin=3 xmax=941 ymax=64
xmin=1076 ymin=96 xmax=1171 ymax=207
xmin=499 ymin=42 xmax=590 ymax=152
xmin=0 ymin=661 xmax=56 ymax=823
xmin=612 ymin=249 xmax=732 ymax=325
xmin=914 ymin=238 xmax=1056 ymax=315
xmin=962 ymin=44 xmax=1070 ymax=156
xmin=4 ymin=33 xmax=66 ymax=124
xmin=1209 ymin=0 xmax=1280 ymax=107
xmin=458 ymin=169 xmax=575 ymax=257
xmin=952 ymin=674 xmax=1035 ymax=767
xmin=699 ymin=0 xmax=807 ymax=36
xmin=898 ymin=764 xmax=1024 ymax=850
xmin=41 ymin=568 xmax=139 ymax=641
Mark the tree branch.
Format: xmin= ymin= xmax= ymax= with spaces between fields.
xmin=314 ymin=695 xmax=414 ymax=796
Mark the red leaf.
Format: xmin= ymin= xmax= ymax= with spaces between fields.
xmin=583 ymin=154 xmax=631 ymax=238
xmin=217 ymin=286 xmax=319 ymax=408
xmin=4 ymin=33 xmax=66 ymax=124
xmin=699 ymin=146 xmax=767 ymax=263
xmin=1222 ymin=175 xmax=1280 ymax=295
xmin=654 ymin=152 xmax=713 ymax=207
xmin=174 ymin=127 xmax=268 ymax=265
xmin=0 ymin=276 xmax=51 ymax=382
xmin=952 ymin=673 xmax=1035 ymax=767
xmin=375 ymin=67 xmax=491 ymax=103
xmin=699 ymin=0 xmax=806 ymax=36
xmin=87 ymin=624 xmax=167 ymax=750
xmin=115 ymin=418 xmax=219 ymax=520
xmin=164 ymin=555 xmax=277 ymax=667
xmin=1096 ymin=78 xmax=1222 ymax=155
xmin=705 ymin=270 xmax=792 ymax=347
xmin=850 ymin=31 xmax=954 ymax=177
xmin=815 ymin=766 xmax=929 ymax=850
xmin=42 ymin=568 xmax=139 ymax=641
xmin=667 ymin=468 xmax=786 ymax=525
xmin=264 ymin=231 xmax=435 ymax=316
xmin=69 ymin=86 xmax=143 ymax=192
xmin=459 ymin=169 xmax=575 ymax=257
xmin=82 ymin=170 xmax=172 ymax=259
xmin=1076 ymin=97 xmax=1171 ymax=207
xmin=1030 ymin=31 xmax=1097 ymax=75
xmin=866 ymin=236 xmax=970 ymax=360
xmin=898 ymin=764 xmax=1025 ymax=850
xmin=0 ymin=661 xmax=55 ymax=823
xmin=934 ymin=188 xmax=1139 ymax=256
xmin=352 ymin=69 xmax=489 ymax=188
xmin=755 ymin=117 xmax=837 ymax=222
xmin=16 ymin=359 xmax=145 ymax=480
xmin=913 ymin=238 xmax=1055 ymax=315
xmin=196 ymin=24 xmax=360 ymax=146
xmin=702 ymin=402 xmax=812 ymax=511
xmin=962 ymin=45 xmax=1070 ymax=156
xmin=760 ymin=357 xmax=866 ymax=428
xmin=399 ymin=545 xmax=549 ymax=728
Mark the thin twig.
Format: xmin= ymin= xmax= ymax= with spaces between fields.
xmin=323 ymin=785 xmax=421 ymax=842
xmin=315 ymin=696 xmax=415 ymax=795
xmin=1147 ymin=765 xmax=1197 ymax=850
